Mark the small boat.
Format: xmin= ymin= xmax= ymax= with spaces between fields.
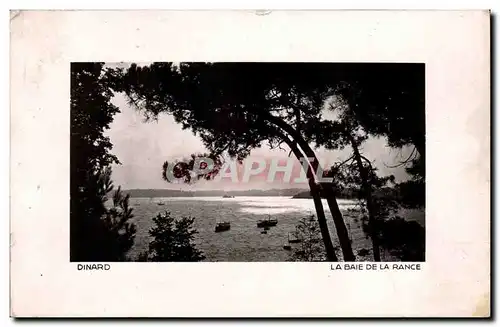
xmin=283 ymin=245 xmax=292 ymax=251
xmin=222 ymin=195 xmax=235 ymax=198
xmin=157 ymin=201 xmax=165 ymax=206
xmin=257 ymin=215 xmax=278 ymax=228
xmin=215 ymin=221 xmax=231 ymax=232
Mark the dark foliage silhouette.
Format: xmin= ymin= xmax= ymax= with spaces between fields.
xmin=70 ymin=62 xmax=136 ymax=261
xmin=328 ymin=156 xmax=425 ymax=261
xmin=138 ymin=211 xmax=205 ymax=262
xmin=302 ymin=65 xmax=425 ymax=209
xmin=377 ymin=217 xmax=425 ymax=261
xmin=289 ymin=215 xmax=327 ymax=262
xmin=302 ymin=75 xmax=425 ymax=260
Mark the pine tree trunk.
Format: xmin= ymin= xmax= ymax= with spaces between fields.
xmin=267 ymin=115 xmax=355 ymax=261
xmin=320 ymin=185 xmax=356 ymax=261
xmin=285 ymin=140 xmax=338 ymax=261
xmin=290 ymin=140 xmax=356 ymax=261
xmin=347 ymin=133 xmax=381 ymax=262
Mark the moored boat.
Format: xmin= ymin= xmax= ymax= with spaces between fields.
xmin=215 ymin=221 xmax=231 ymax=232
xmin=257 ymin=215 xmax=278 ymax=228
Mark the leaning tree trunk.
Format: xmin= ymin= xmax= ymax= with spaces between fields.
xmin=302 ymin=149 xmax=356 ymax=262
xmin=267 ymin=115 xmax=356 ymax=261
xmin=346 ymin=133 xmax=381 ymax=262
xmin=319 ymin=185 xmax=356 ymax=261
xmin=284 ymin=138 xmax=338 ymax=261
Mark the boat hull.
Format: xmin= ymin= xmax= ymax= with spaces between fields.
xmin=256 ymin=220 xmax=278 ymax=228
xmin=215 ymin=222 xmax=231 ymax=232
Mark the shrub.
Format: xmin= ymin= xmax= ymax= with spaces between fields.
xmin=139 ymin=211 xmax=205 ymax=262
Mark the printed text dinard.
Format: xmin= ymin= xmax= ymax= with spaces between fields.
xmin=331 ymin=263 xmax=422 ymax=271
xmin=77 ymin=264 xmax=111 ymax=271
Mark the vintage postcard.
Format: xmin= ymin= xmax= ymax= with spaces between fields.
xmin=10 ymin=10 xmax=490 ymax=317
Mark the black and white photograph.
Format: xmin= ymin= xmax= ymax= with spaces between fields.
xmin=71 ymin=62 xmax=425 ymax=263
xmin=11 ymin=10 xmax=490 ymax=317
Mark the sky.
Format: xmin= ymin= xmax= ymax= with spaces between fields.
xmin=104 ymin=92 xmax=414 ymax=191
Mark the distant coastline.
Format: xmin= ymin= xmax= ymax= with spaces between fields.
xmin=291 ymin=187 xmax=398 ymax=200
xmin=122 ymin=187 xmax=371 ymax=199
xmin=123 ymin=188 xmax=309 ymax=198
xmin=291 ymin=190 xmax=357 ymax=199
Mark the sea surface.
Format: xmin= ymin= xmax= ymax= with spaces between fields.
xmin=124 ymin=196 xmax=425 ymax=262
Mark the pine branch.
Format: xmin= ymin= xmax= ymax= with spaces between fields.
xmin=383 ymin=146 xmax=418 ymax=168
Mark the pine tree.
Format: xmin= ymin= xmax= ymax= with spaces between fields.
xmin=140 ymin=211 xmax=205 ymax=262
xmin=290 ymin=215 xmax=327 ymax=262
xmin=70 ymin=63 xmax=136 ymax=261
